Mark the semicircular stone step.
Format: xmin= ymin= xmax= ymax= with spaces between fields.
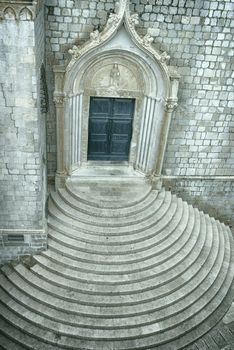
xmin=25 ymin=213 xmax=216 ymax=296
xmin=43 ymin=209 xmax=198 ymax=276
xmin=0 ymin=180 xmax=233 ymax=350
xmin=50 ymin=190 xmax=164 ymax=227
xmin=58 ymin=186 xmax=159 ymax=218
xmin=48 ymin=190 xmax=175 ymax=236
xmin=65 ymin=179 xmax=152 ymax=208
xmin=46 ymin=199 xmax=190 ymax=259
xmin=0 ymin=222 xmax=228 ymax=324
xmin=47 ymin=193 xmax=179 ymax=245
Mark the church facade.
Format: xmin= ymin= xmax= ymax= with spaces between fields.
xmin=0 ymin=0 xmax=233 ymax=260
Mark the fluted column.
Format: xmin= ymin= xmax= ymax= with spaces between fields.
xmin=71 ymin=94 xmax=83 ymax=168
xmin=136 ymin=96 xmax=161 ymax=173
xmin=53 ymin=95 xmax=65 ymax=175
xmin=155 ymin=72 xmax=180 ymax=176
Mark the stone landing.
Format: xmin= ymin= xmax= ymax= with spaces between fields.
xmin=0 ymin=177 xmax=233 ymax=349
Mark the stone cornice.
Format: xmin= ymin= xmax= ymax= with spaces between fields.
xmin=0 ymin=0 xmax=43 ymax=20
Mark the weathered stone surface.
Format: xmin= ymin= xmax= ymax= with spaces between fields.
xmin=0 ymin=3 xmax=47 ymax=238
xmin=43 ymin=0 xmax=233 ymax=227
xmin=0 ymin=0 xmax=233 ymax=262
xmin=0 ymin=179 xmax=233 ymax=348
xmin=0 ymin=231 xmax=47 ymax=266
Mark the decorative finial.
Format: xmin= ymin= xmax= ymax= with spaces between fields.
xmin=68 ymin=45 xmax=80 ymax=59
xmin=160 ymin=51 xmax=170 ymax=64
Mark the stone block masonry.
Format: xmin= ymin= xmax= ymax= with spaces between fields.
xmin=163 ymin=177 xmax=234 ymax=230
xmin=45 ymin=0 xmax=233 ymax=227
xmin=0 ymin=1 xmax=47 ymax=263
xmin=45 ymin=0 xmax=116 ymax=178
xmin=0 ymin=231 xmax=47 ymax=266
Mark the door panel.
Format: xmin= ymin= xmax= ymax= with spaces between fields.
xmin=88 ymin=118 xmax=109 ymax=159
xmin=113 ymin=99 xmax=134 ymax=117
xmin=110 ymin=119 xmax=132 ymax=160
xmin=88 ymin=97 xmax=134 ymax=161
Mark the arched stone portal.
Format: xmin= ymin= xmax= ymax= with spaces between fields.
xmin=53 ymin=0 xmax=180 ymax=188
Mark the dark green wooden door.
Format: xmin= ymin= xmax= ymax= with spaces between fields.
xmin=88 ymin=97 xmax=135 ymax=161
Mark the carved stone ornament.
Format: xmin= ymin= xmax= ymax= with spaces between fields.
xmin=165 ymin=99 xmax=178 ymax=112
xmin=128 ymin=13 xmax=139 ymax=28
xmin=160 ymin=51 xmax=170 ymax=64
xmin=0 ymin=0 xmax=42 ymax=20
xmin=90 ymin=30 xmax=101 ymax=43
xmin=66 ymin=0 xmax=128 ymax=71
xmin=168 ymin=66 xmax=181 ymax=80
xmin=68 ymin=45 xmax=80 ymax=60
xmin=109 ymin=63 xmax=121 ymax=88
xmin=142 ymin=32 xmax=154 ymax=47
xmin=106 ymin=13 xmax=121 ymax=29
xmin=53 ymin=95 xmax=65 ymax=105
xmin=65 ymin=0 xmax=180 ymax=75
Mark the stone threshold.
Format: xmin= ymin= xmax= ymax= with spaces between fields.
xmin=70 ymin=164 xmax=145 ymax=179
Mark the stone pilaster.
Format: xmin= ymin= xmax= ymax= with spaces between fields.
xmin=0 ymin=0 xmax=47 ymax=262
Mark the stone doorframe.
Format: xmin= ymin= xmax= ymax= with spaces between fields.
xmin=53 ymin=0 xmax=180 ymax=188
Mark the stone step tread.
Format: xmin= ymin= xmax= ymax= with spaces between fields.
xmin=202 ymin=333 xmax=221 ymax=350
xmin=0 ymin=305 xmax=192 ymax=350
xmin=58 ymin=187 xmax=158 ymax=218
xmin=48 ymin=192 xmax=179 ymax=236
xmin=44 ymin=211 xmax=202 ymax=273
xmin=10 ymin=225 xmax=224 ymax=305
xmin=46 ymin=201 xmax=193 ymax=262
xmin=65 ymin=181 xmax=152 ymax=208
xmin=0 ymin=330 xmax=29 ymax=350
xmin=49 ymin=189 xmax=173 ymax=231
xmin=0 ymin=253 xmax=230 ymax=330
xmin=51 ymin=190 xmax=162 ymax=227
xmin=0 ymin=315 xmax=61 ymax=350
xmin=50 ymin=191 xmax=163 ymax=228
xmin=0 ymin=264 xmax=232 ymax=343
xmin=35 ymin=220 xmax=206 ymax=280
xmin=0 ymin=235 xmax=229 ymax=322
xmin=47 ymin=195 xmax=182 ymax=244
xmin=8 ymin=224 xmax=217 ymax=302
xmin=210 ymin=322 xmax=234 ymax=348
xmin=47 ymin=198 xmax=190 ymax=252
xmin=33 ymin=210 xmax=219 ymax=280
xmin=31 ymin=216 xmax=222 ymax=292
xmin=1 ymin=179 xmax=233 ymax=350
xmin=0 ymin=277 xmax=233 ymax=350
xmin=47 ymin=202 xmax=185 ymax=252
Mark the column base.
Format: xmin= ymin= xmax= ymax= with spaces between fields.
xmin=146 ymin=174 xmax=162 ymax=190
xmin=55 ymin=172 xmax=67 ymax=190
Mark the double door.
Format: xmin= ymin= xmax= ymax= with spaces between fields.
xmin=88 ymin=97 xmax=134 ymax=161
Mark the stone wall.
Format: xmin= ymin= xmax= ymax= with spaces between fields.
xmin=45 ymin=0 xmax=116 ymax=177
xmin=163 ymin=177 xmax=234 ymax=229
xmin=35 ymin=3 xmax=48 ymax=225
xmin=0 ymin=231 xmax=47 ymax=266
xmin=0 ymin=1 xmax=47 ymax=262
xmin=44 ymin=0 xmax=233 ymax=226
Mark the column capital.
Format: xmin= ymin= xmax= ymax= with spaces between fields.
xmin=164 ymin=99 xmax=178 ymax=112
xmin=53 ymin=95 xmax=65 ymax=106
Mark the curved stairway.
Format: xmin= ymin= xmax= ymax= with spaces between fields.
xmin=0 ymin=178 xmax=233 ymax=349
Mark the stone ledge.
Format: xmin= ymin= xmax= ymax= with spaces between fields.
xmin=162 ymin=175 xmax=234 ymax=181
xmin=0 ymin=229 xmax=46 ymax=235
